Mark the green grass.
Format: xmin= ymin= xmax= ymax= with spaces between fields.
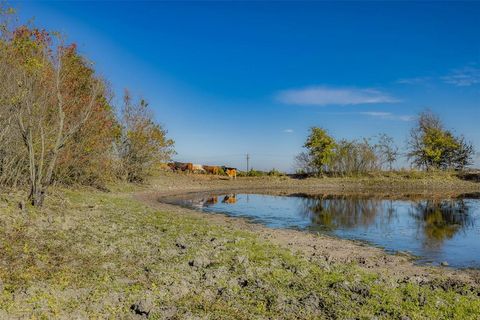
xmin=0 ymin=189 xmax=478 ymax=319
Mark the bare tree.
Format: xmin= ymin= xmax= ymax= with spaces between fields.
xmin=294 ymin=151 xmax=316 ymax=175
xmin=375 ymin=134 xmax=399 ymax=170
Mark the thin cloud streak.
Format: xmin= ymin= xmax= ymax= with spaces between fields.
xmin=396 ymin=77 xmax=432 ymax=85
xmin=283 ymin=129 xmax=294 ymax=133
xmin=360 ymin=111 xmax=414 ymax=122
xmin=399 ymin=66 xmax=480 ymax=87
xmin=442 ymin=67 xmax=480 ymax=87
xmin=276 ymin=86 xmax=399 ymax=106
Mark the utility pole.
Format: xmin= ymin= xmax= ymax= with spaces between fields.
xmin=246 ymin=153 xmax=250 ymax=172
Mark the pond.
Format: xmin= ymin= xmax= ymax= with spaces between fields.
xmin=163 ymin=193 xmax=480 ymax=268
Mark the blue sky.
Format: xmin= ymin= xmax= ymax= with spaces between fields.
xmin=14 ymin=1 xmax=480 ymax=171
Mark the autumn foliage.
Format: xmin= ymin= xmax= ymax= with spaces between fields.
xmin=117 ymin=91 xmax=175 ymax=182
xmin=0 ymin=8 xmax=174 ymax=205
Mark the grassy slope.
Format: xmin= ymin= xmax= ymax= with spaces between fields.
xmin=0 ymin=188 xmax=479 ymax=319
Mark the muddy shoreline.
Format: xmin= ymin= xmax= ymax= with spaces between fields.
xmin=136 ymin=172 xmax=480 ymax=289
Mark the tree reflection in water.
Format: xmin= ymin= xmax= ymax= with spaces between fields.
xmin=172 ymin=193 xmax=480 ymax=267
xmin=299 ymin=196 xmax=473 ymax=244
xmin=410 ymin=199 xmax=473 ymax=245
xmin=298 ymin=196 xmax=392 ymax=230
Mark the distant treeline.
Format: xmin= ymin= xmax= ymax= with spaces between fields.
xmin=0 ymin=7 xmax=174 ymax=205
xmin=296 ymin=110 xmax=475 ymax=176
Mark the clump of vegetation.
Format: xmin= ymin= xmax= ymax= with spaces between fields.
xmin=267 ymin=168 xmax=284 ymax=177
xmin=117 ymin=90 xmax=175 ymax=183
xmin=0 ymin=17 xmax=110 ymax=205
xmin=408 ymin=110 xmax=474 ymax=171
xmin=296 ymin=128 xmax=391 ymax=176
xmin=301 ymin=127 xmax=337 ymax=175
xmin=237 ymin=168 xmax=286 ymax=177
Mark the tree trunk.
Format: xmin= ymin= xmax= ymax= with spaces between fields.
xmin=30 ymin=188 xmax=45 ymax=207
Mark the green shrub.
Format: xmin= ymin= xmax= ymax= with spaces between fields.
xmin=268 ymin=168 xmax=284 ymax=177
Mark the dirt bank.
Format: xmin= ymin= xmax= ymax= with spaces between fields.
xmin=143 ymin=170 xmax=480 ymax=198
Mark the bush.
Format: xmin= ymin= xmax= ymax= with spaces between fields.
xmin=247 ymin=169 xmax=265 ymax=177
xmin=408 ymin=110 xmax=474 ymax=170
xmin=117 ymin=91 xmax=175 ymax=183
xmin=268 ymin=168 xmax=284 ymax=177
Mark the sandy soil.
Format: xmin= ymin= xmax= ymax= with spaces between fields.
xmin=135 ymin=172 xmax=480 ymax=290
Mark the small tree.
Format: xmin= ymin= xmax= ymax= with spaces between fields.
xmin=408 ymin=110 xmax=474 ymax=170
xmin=118 ymin=90 xmax=175 ymax=182
xmin=302 ymin=127 xmax=336 ymax=175
xmin=375 ymin=133 xmax=399 ymax=170
xmin=451 ymin=136 xmax=474 ymax=170
xmin=330 ymin=138 xmax=379 ymax=175
xmin=0 ymin=23 xmax=103 ymax=206
xmin=294 ymin=151 xmax=316 ymax=175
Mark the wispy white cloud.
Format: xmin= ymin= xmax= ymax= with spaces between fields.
xmin=396 ymin=77 xmax=432 ymax=85
xmin=360 ymin=111 xmax=414 ymax=122
xmin=283 ymin=129 xmax=294 ymax=133
xmin=276 ymin=86 xmax=399 ymax=106
xmin=442 ymin=66 xmax=480 ymax=87
xmin=396 ymin=65 xmax=480 ymax=87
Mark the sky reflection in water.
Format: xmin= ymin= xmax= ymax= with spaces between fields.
xmin=171 ymin=193 xmax=480 ymax=268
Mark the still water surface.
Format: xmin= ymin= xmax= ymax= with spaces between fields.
xmin=167 ymin=193 xmax=480 ymax=268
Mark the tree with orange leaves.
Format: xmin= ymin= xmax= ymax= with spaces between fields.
xmin=0 ymin=9 xmax=109 ymax=205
